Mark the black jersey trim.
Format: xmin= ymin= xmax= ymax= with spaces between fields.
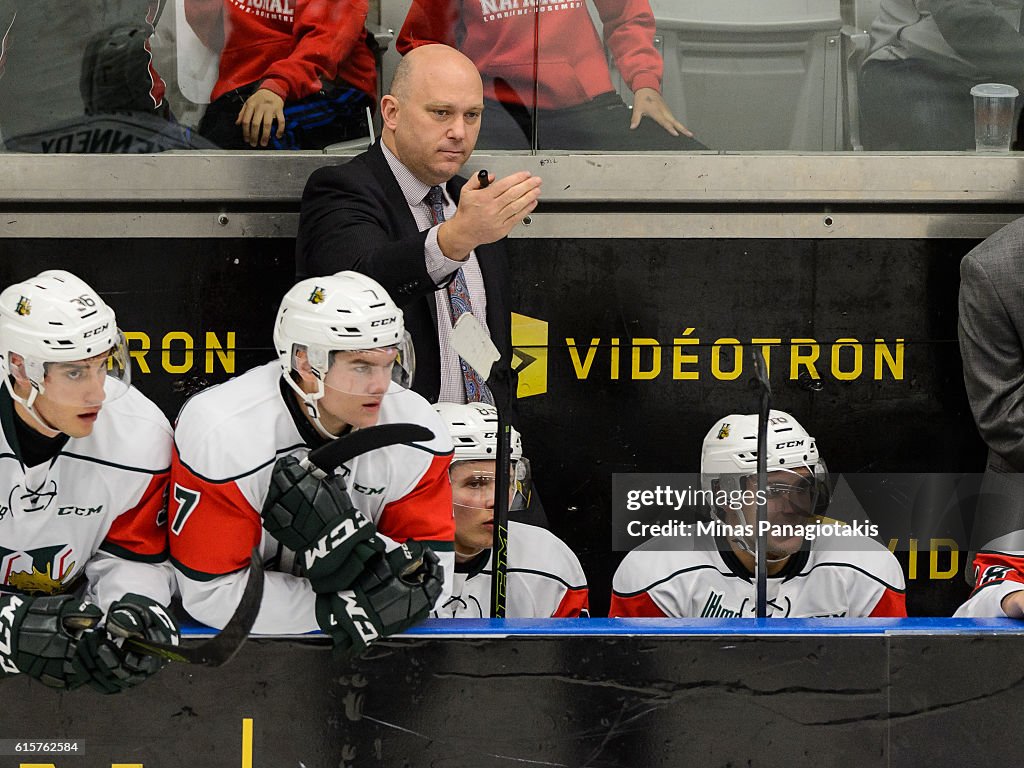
xmin=613 ymin=563 xmax=746 ymax=598
xmin=98 ymin=541 xmax=168 ymax=563
xmin=173 ymin=440 xmax=307 ymax=484
xmin=59 ymin=451 xmax=170 ymax=476
xmin=797 ymin=561 xmax=906 ymax=594
xmin=480 ymin=566 xmax=586 ymax=591
xmin=171 ymin=556 xmax=249 ymax=582
xmin=421 ymin=540 xmax=454 ymax=552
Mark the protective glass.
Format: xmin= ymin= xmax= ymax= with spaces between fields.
xmin=321 ymin=332 xmax=416 ymax=397
xmin=9 ymin=331 xmax=132 ymax=406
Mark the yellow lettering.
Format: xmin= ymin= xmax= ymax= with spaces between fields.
xmin=711 ymin=338 xmax=742 ymax=381
xmin=124 ymin=331 xmax=151 ymax=374
xmin=242 ymin=717 xmax=254 ymax=768
xmin=908 ymin=537 xmax=918 ymax=579
xmin=566 ymin=338 xmax=600 ymax=379
xmin=929 ymin=538 xmax=959 ymax=580
xmin=610 ymin=338 xmax=620 ymax=380
xmin=874 ymin=338 xmax=904 ymax=380
xmin=831 ymin=338 xmax=863 ymax=381
xmin=205 ymin=331 xmax=235 ymax=374
xmin=630 ymin=339 xmax=660 ymax=380
xmin=162 ymin=332 xmax=194 ymax=374
xmin=789 ymin=339 xmax=820 ymax=381
xmin=672 ymin=328 xmax=699 ymax=381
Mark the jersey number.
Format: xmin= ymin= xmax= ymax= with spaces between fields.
xmin=171 ymin=484 xmax=201 ymax=536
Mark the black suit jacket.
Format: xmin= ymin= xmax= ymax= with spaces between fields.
xmin=295 ymin=141 xmax=516 ymax=410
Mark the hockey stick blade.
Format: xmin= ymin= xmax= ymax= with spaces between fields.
xmin=303 ymin=423 xmax=436 ymax=475
xmin=122 ymin=549 xmax=264 ymax=666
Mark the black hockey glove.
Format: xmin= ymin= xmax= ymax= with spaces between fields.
xmin=0 ymin=593 xmax=102 ymax=690
xmin=262 ymin=455 xmax=384 ymax=592
xmin=74 ymin=594 xmax=180 ymax=695
xmin=314 ymin=541 xmax=444 ymax=657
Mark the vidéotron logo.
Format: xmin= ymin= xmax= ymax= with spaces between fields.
xmin=511 ymin=312 xmax=548 ymax=398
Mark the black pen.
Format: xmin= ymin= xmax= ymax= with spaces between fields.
xmin=477 ymin=169 xmax=490 ymax=188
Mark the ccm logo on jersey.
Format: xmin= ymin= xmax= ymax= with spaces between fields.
xmin=0 ymin=594 xmax=24 ymax=674
xmin=337 ymin=591 xmax=379 ymax=645
xmin=304 ymin=517 xmax=370 ymax=569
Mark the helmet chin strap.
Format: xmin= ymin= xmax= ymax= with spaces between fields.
xmin=282 ymin=373 xmax=344 ymax=439
xmin=6 ymin=381 xmax=62 ymax=438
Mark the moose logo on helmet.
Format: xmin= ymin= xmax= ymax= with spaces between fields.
xmin=717 ymin=423 xmax=730 ymax=440
xmin=308 ymin=287 xmax=325 ymax=305
xmin=14 ymin=296 xmax=30 ymax=316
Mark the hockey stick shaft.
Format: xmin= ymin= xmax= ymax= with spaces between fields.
xmin=120 ymin=549 xmax=264 ymax=667
xmin=752 ymin=348 xmax=772 ymax=620
xmin=302 ymin=423 xmax=436 ymax=476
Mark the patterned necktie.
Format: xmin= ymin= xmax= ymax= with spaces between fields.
xmin=425 ymin=185 xmax=494 ymax=405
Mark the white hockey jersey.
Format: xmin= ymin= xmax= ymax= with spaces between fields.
xmin=433 ymin=521 xmax=588 ymax=618
xmin=0 ymin=387 xmax=174 ymax=612
xmin=610 ymin=531 xmax=906 ymax=618
xmin=169 ymin=362 xmax=455 ymax=634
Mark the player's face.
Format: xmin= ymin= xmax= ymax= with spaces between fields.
xmin=15 ymin=353 xmax=111 ymax=438
xmin=450 ymin=460 xmax=515 ymax=558
xmin=316 ymin=349 xmax=397 ymax=432
xmin=383 ymin=52 xmax=484 ymax=186
xmin=739 ymin=467 xmax=816 ymax=558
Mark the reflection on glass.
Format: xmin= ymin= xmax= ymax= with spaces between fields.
xmin=861 ymin=0 xmax=1024 ymax=150
xmin=0 ymin=0 xmax=214 ymax=152
xmin=397 ymin=0 xmax=706 ymax=151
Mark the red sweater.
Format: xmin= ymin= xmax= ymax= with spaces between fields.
xmin=397 ymin=0 xmax=663 ymax=110
xmin=185 ymin=0 xmax=376 ymax=103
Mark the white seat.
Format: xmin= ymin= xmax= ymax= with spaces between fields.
xmin=635 ymin=0 xmax=846 ymax=150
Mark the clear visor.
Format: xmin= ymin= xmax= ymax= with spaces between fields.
xmin=9 ymin=332 xmax=132 ymax=408
xmin=449 ymin=459 xmax=525 ymax=513
xmin=320 ymin=332 xmax=416 ymax=397
xmin=733 ymin=462 xmax=831 ymax=520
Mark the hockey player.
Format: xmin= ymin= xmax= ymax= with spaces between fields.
xmin=0 ymin=270 xmax=178 ymax=692
xmin=169 ymin=271 xmax=452 ymax=655
xmin=954 ymin=536 xmax=1024 ymax=617
xmin=433 ymin=402 xmax=588 ymax=618
xmin=610 ymin=411 xmax=906 ymax=618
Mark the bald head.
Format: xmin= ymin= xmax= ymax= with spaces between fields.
xmin=381 ymin=44 xmax=485 ymax=186
xmin=389 ymin=44 xmax=482 ymax=102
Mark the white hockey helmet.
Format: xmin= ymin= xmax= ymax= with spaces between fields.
xmin=701 ymin=410 xmax=829 ymax=512
xmin=0 ymin=270 xmax=131 ymax=431
xmin=274 ymin=271 xmax=415 ymax=435
xmin=435 ymin=402 xmax=523 ymax=463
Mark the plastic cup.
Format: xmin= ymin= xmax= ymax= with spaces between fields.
xmin=971 ymin=83 xmax=1019 ymax=152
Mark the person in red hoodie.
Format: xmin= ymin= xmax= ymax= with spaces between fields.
xmin=397 ymin=0 xmax=705 ymax=150
xmin=185 ymin=0 xmax=377 ymax=149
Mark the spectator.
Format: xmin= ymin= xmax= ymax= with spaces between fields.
xmin=184 ymin=0 xmax=376 ymax=148
xmin=861 ymin=0 xmax=1024 ymax=150
xmin=397 ymin=0 xmax=705 ymax=150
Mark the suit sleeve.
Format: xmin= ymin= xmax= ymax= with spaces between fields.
xmin=259 ymin=0 xmax=370 ymax=102
xmin=595 ymin=0 xmax=663 ymax=93
xmin=296 ymin=163 xmax=442 ymax=305
xmin=169 ymin=446 xmax=320 ymax=634
xmin=955 ymin=550 xmax=1024 ymax=617
xmin=959 ymin=251 xmax=1024 ymax=470
xmin=397 ymin=0 xmax=461 ymax=53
